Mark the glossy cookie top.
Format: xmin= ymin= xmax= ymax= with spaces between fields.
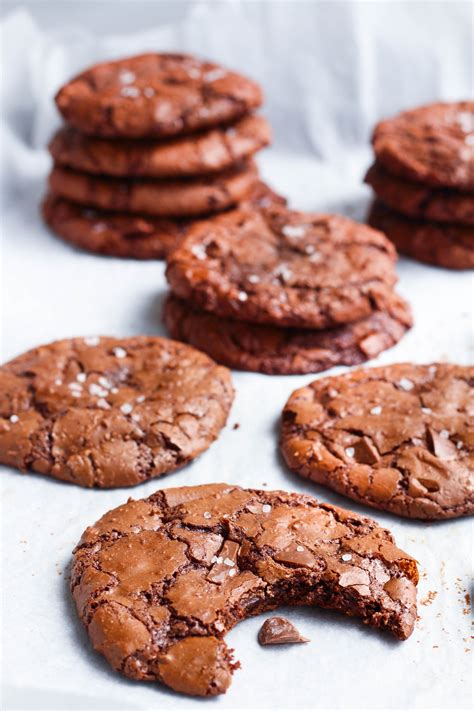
xmin=281 ymin=363 xmax=474 ymax=519
xmin=0 ymin=336 xmax=233 ymax=487
xmin=72 ymin=483 xmax=418 ymax=697
xmin=372 ymin=101 xmax=474 ymax=190
xmin=166 ymin=204 xmax=399 ymax=329
xmin=55 ymin=53 xmax=263 ymax=138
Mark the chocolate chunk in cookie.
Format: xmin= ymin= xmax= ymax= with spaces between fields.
xmin=372 ymin=101 xmax=474 ymax=190
xmin=368 ymin=200 xmax=474 ymax=270
xmin=365 ymin=162 xmax=474 ymax=225
xmin=48 ymin=160 xmax=258 ymax=217
xmin=163 ymin=294 xmax=412 ymax=374
xmin=55 ymin=53 xmax=262 ymax=138
xmin=281 ymin=363 xmax=474 ymax=520
xmin=0 ymin=337 xmax=233 ymax=487
xmin=258 ymin=617 xmax=309 ymax=645
xmin=72 ymin=483 xmax=418 ymax=696
xmin=166 ymin=204 xmax=399 ymax=329
xmin=49 ymin=115 xmax=271 ymax=178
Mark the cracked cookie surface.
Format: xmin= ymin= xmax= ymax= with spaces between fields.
xmin=49 ymin=115 xmax=271 ymax=178
xmin=71 ymin=483 xmax=418 ymax=697
xmin=365 ymin=162 xmax=474 ymax=225
xmin=281 ymin=363 xmax=474 ymax=520
xmin=165 ymin=204 xmax=400 ymax=329
xmin=163 ymin=294 xmax=412 ymax=375
xmin=55 ymin=53 xmax=262 ymax=138
xmin=368 ymin=200 xmax=474 ymax=270
xmin=48 ymin=160 xmax=257 ymax=217
xmin=372 ymin=101 xmax=474 ymax=190
xmin=0 ymin=337 xmax=233 ymax=487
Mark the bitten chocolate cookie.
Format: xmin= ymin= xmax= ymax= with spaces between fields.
xmin=163 ymin=294 xmax=412 ymax=375
xmin=55 ymin=53 xmax=262 ymax=138
xmin=372 ymin=101 xmax=474 ymax=190
xmin=49 ymin=115 xmax=271 ymax=178
xmin=368 ymin=200 xmax=474 ymax=270
xmin=281 ymin=363 xmax=474 ymax=520
xmin=42 ymin=182 xmax=285 ymax=260
xmin=0 ymin=337 xmax=233 ymax=488
xmin=72 ymin=483 xmax=418 ymax=697
xmin=48 ymin=161 xmax=257 ymax=217
xmin=166 ymin=204 xmax=399 ymax=329
xmin=365 ymin=163 xmax=474 ymax=225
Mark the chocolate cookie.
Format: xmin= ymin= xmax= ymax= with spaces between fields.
xmin=42 ymin=193 xmax=190 ymax=259
xmin=163 ymin=294 xmax=412 ymax=375
xmin=372 ymin=101 xmax=474 ymax=190
xmin=49 ymin=115 xmax=271 ymax=178
xmin=55 ymin=53 xmax=262 ymax=138
xmin=368 ymin=200 xmax=474 ymax=270
xmin=42 ymin=182 xmax=285 ymax=260
xmin=281 ymin=363 xmax=474 ymax=520
xmin=365 ymin=162 xmax=474 ymax=225
xmin=72 ymin=483 xmax=418 ymax=696
xmin=48 ymin=160 xmax=258 ymax=217
xmin=0 ymin=337 xmax=233 ymax=488
xmin=166 ymin=204 xmax=399 ymax=329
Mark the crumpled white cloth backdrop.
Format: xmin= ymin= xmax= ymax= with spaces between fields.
xmin=1 ymin=2 xmax=472 ymax=710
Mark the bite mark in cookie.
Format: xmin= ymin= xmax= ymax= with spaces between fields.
xmin=72 ymin=483 xmax=418 ymax=696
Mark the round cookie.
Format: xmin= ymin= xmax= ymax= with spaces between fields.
xmin=166 ymin=203 xmax=400 ymax=329
xmin=55 ymin=53 xmax=262 ymax=138
xmin=368 ymin=200 xmax=474 ymax=270
xmin=49 ymin=115 xmax=271 ymax=178
xmin=72 ymin=483 xmax=418 ymax=697
xmin=0 ymin=337 xmax=233 ymax=488
xmin=372 ymin=101 xmax=474 ymax=190
xmin=365 ymin=162 xmax=474 ymax=224
xmin=48 ymin=161 xmax=258 ymax=217
xmin=281 ymin=363 xmax=474 ymax=520
xmin=42 ymin=181 xmax=285 ymax=260
xmin=163 ymin=294 xmax=412 ymax=375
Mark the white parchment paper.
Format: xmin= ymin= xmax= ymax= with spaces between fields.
xmin=1 ymin=3 xmax=473 ymax=710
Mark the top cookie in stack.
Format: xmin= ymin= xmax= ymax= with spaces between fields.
xmin=42 ymin=53 xmax=275 ymax=259
xmin=365 ymin=101 xmax=474 ymax=270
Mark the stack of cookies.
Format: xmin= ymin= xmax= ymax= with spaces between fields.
xmin=42 ymin=53 xmax=274 ymax=259
xmin=164 ymin=202 xmax=413 ymax=374
xmin=365 ymin=101 xmax=474 ymax=270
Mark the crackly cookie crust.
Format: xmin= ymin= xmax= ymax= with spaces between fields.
xmin=372 ymin=101 xmax=474 ymax=190
xmin=71 ymin=483 xmax=418 ymax=696
xmin=0 ymin=337 xmax=233 ymax=487
xmin=281 ymin=363 xmax=474 ymax=519
xmin=166 ymin=204 xmax=400 ymax=329
xmin=55 ymin=53 xmax=263 ymax=138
